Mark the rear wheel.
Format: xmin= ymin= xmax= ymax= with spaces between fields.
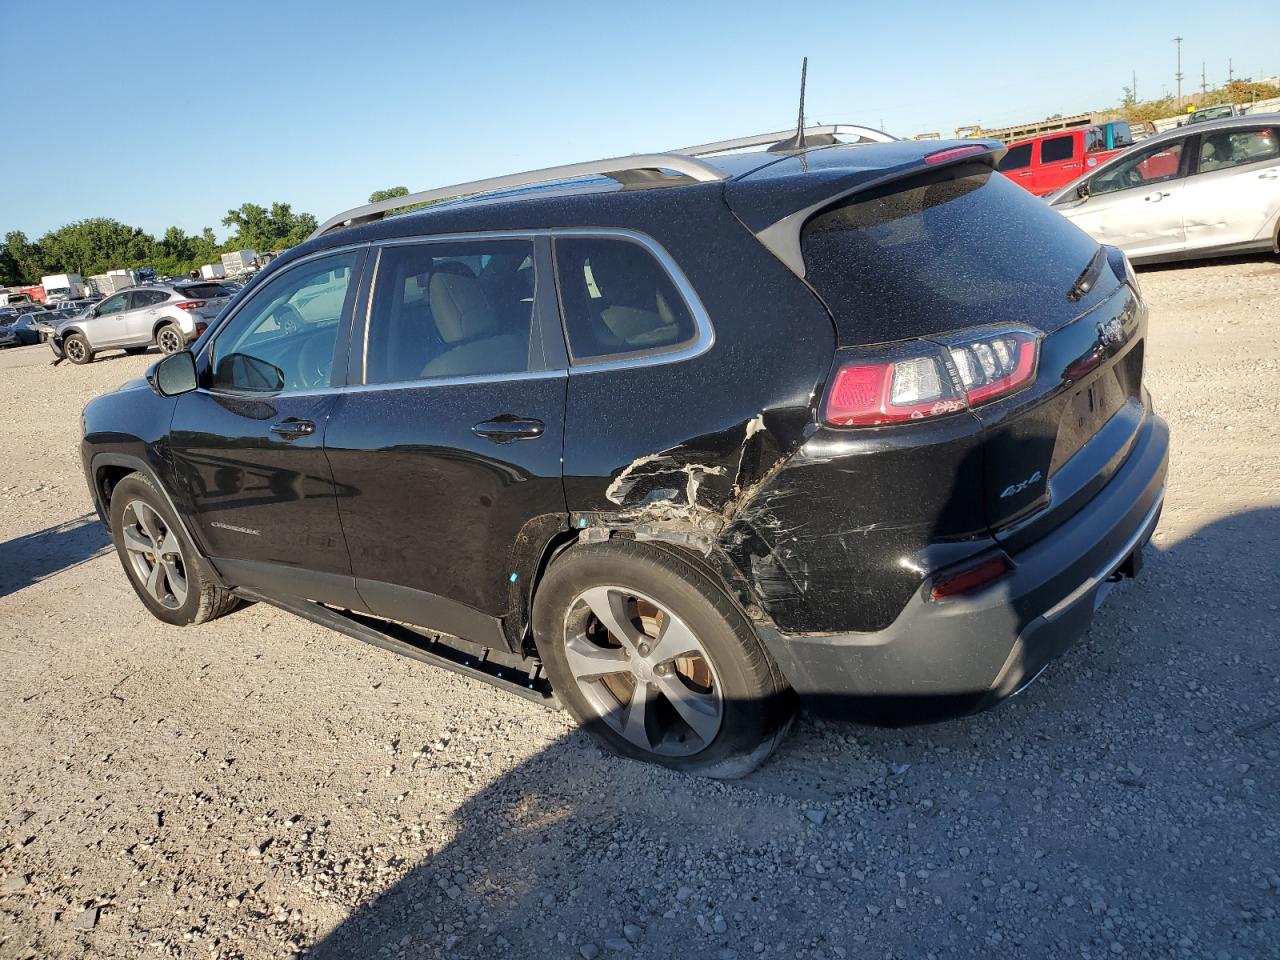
xmin=108 ymin=473 xmax=238 ymax=626
xmin=534 ymin=540 xmax=793 ymax=778
xmin=155 ymin=323 xmax=184 ymax=354
xmin=64 ymin=333 xmax=93 ymax=364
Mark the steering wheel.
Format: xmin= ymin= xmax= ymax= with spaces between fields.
xmin=295 ymin=330 xmax=334 ymax=389
xmin=272 ymin=302 xmax=305 ymax=336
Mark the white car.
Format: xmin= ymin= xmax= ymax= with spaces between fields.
xmin=1046 ymin=114 xmax=1280 ymax=264
xmin=50 ymin=282 xmax=233 ymax=365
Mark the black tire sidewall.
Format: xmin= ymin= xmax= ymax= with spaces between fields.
xmin=157 ymin=324 xmax=182 ymax=354
xmin=108 ymin=475 xmax=203 ymax=626
xmin=533 ymin=541 xmax=787 ymax=775
xmin=65 ymin=334 xmax=92 ymax=364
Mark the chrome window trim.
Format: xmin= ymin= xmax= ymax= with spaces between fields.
xmin=356 ymin=227 xmax=714 ymax=384
xmin=197 ymin=243 xmax=368 ymax=401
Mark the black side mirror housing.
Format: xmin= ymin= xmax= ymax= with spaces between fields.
xmin=1075 ymin=181 xmax=1091 ymax=200
xmin=149 ymin=350 xmax=198 ymax=397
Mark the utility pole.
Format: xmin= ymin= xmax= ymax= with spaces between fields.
xmin=1201 ymin=62 xmax=1207 ymax=96
xmin=1227 ymin=58 xmax=1233 ymax=84
xmin=1174 ymin=36 xmax=1184 ymax=108
xmin=1132 ymin=69 xmax=1137 ymax=103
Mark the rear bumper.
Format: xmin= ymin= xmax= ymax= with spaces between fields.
xmin=759 ymin=411 xmax=1169 ymax=720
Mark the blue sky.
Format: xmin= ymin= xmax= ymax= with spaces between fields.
xmin=3 ymin=0 xmax=1277 ymax=240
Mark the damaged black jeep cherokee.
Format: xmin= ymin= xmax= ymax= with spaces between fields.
xmin=81 ymin=126 xmax=1168 ymax=777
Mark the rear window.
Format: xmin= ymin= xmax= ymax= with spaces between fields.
xmin=1040 ymin=135 xmax=1075 ymax=163
xmin=175 ymin=283 xmax=232 ymax=299
xmin=800 ymin=166 xmax=1102 ymax=343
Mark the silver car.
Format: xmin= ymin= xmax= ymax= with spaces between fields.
xmin=1047 ymin=114 xmax=1280 ymax=264
xmin=50 ymin=282 xmax=233 ymax=365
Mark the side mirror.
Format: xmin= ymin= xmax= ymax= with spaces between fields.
xmin=149 ymin=350 xmax=198 ymax=397
xmin=1075 ymin=181 xmax=1091 ymax=200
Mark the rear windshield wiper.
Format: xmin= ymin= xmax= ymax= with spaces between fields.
xmin=1067 ymin=247 xmax=1107 ymax=303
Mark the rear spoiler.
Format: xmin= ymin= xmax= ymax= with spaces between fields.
xmin=731 ymin=141 xmax=1006 ymax=278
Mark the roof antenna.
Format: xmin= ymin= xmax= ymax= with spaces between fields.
xmin=770 ymin=57 xmax=809 ymax=152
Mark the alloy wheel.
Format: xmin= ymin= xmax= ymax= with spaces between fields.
xmin=120 ymin=500 xmax=187 ymax=609
xmin=158 ymin=328 xmax=181 ymax=353
xmin=66 ymin=338 xmax=86 ymax=362
xmin=563 ymin=586 xmax=723 ymax=756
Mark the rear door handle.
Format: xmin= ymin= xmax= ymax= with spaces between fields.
xmin=1260 ymin=170 xmax=1279 ymax=179
xmin=270 ymin=418 xmax=316 ymax=439
xmin=472 ymin=416 xmax=545 ymax=442
xmin=1144 ymin=191 xmax=1171 ymax=202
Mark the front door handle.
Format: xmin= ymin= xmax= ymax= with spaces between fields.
xmin=472 ymin=416 xmax=545 ymax=443
xmin=1260 ymin=170 xmax=1279 ymax=179
xmin=270 ymin=418 xmax=316 ymax=439
xmin=1144 ymin=191 xmax=1171 ymax=202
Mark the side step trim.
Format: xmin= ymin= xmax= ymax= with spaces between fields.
xmin=235 ymin=589 xmax=558 ymax=707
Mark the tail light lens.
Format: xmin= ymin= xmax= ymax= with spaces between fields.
xmin=194 ymin=322 xmax=208 ymax=336
xmin=174 ymin=300 xmax=207 ymax=312
xmin=929 ymin=552 xmax=1013 ymax=600
xmin=822 ymin=326 xmax=1040 ymax=428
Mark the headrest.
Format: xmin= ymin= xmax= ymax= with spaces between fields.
xmin=583 ymin=243 xmax=659 ymax=310
xmin=429 ymin=269 xmax=495 ymax=344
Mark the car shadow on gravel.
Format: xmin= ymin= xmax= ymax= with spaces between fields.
xmin=0 ymin=512 xmax=111 ymax=598
xmin=306 ymin=505 xmax=1280 ymax=959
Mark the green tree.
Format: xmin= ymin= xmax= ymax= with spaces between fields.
xmin=3 ymin=231 xmax=43 ymax=284
xmin=368 ymin=186 xmax=409 ymax=203
xmin=0 ymin=241 xmax=20 ymax=287
xmin=222 ymin=202 xmax=317 ymax=252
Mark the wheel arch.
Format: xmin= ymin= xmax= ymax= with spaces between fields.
xmin=89 ymin=452 xmax=226 ymax=588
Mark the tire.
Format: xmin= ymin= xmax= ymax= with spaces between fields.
xmin=63 ymin=333 xmax=93 ymax=365
xmin=533 ymin=540 xmax=793 ymax=778
xmin=155 ymin=323 xmax=184 ymax=355
xmin=124 ymin=346 xmax=150 ymax=355
xmin=108 ymin=473 xmax=239 ymax=626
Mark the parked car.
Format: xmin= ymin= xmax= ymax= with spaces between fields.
xmin=997 ymin=124 xmax=1130 ymax=196
xmin=5 ymin=311 xmax=53 ymax=345
xmin=1184 ymin=104 xmax=1240 ymax=126
xmin=50 ymin=282 xmax=234 ymax=364
xmin=1047 ymin=115 xmax=1280 ymax=263
xmin=80 ymin=129 xmax=1167 ymax=776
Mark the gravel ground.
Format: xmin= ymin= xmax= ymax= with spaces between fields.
xmin=2 ymin=257 xmax=1278 ymax=960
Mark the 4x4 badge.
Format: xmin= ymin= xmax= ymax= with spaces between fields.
xmin=1000 ymin=470 xmax=1042 ymax=498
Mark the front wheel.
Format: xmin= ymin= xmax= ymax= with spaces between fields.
xmin=533 ymin=540 xmax=793 ymax=778
xmin=155 ymin=323 xmax=184 ymax=354
xmin=108 ymin=473 xmax=239 ymax=626
xmin=63 ymin=333 xmax=93 ymax=364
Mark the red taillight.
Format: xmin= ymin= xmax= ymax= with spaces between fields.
xmin=174 ymin=300 xmax=206 ymax=311
xmin=822 ymin=328 xmax=1040 ymax=428
xmin=195 ymin=322 xmax=208 ymax=336
xmin=924 ymin=144 xmax=990 ymax=165
xmin=824 ymin=357 xmax=966 ymax=427
xmin=929 ymin=554 xmax=1012 ymax=600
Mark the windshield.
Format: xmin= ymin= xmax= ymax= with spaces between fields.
xmin=801 ymin=165 xmax=1103 ymax=342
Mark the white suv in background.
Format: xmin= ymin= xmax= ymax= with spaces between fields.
xmin=51 ymin=282 xmax=233 ymax=364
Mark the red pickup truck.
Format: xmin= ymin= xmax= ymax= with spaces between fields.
xmin=997 ymin=123 xmax=1131 ymax=196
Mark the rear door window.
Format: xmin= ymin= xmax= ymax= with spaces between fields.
xmin=363 ymin=239 xmax=535 ymax=384
xmin=1196 ymin=127 xmax=1279 ymax=173
xmin=800 ymin=166 xmax=1101 ymax=342
xmin=1040 ymin=135 xmax=1075 ymax=164
xmin=553 ymin=236 xmax=696 ymax=361
xmin=997 ymin=143 xmax=1032 ymax=171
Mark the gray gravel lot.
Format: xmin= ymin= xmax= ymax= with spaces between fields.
xmin=2 ymin=257 xmax=1278 ymax=959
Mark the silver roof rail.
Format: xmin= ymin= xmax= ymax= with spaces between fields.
xmin=672 ymin=123 xmax=897 ymax=157
xmin=310 ymin=153 xmax=726 ymax=239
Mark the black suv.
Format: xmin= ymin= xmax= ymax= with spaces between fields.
xmin=81 ymin=129 xmax=1168 ymax=777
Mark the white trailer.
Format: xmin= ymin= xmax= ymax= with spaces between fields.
xmin=199 ymin=263 xmax=227 ymax=280
xmin=42 ymin=273 xmax=86 ymax=301
xmin=88 ymin=273 xmax=135 ymax=296
xmin=220 ymin=250 xmax=258 ymax=276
